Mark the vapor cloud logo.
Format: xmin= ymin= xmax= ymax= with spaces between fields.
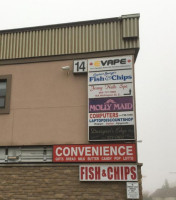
xmin=89 ymin=61 xmax=101 ymax=67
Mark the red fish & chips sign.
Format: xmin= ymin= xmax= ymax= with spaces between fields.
xmin=79 ymin=164 xmax=137 ymax=181
xmin=53 ymin=144 xmax=136 ymax=162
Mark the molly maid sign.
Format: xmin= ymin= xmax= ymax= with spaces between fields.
xmin=89 ymin=97 xmax=133 ymax=113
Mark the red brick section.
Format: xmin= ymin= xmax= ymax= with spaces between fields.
xmin=0 ymin=164 xmax=142 ymax=200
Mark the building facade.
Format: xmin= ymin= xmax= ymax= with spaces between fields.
xmin=0 ymin=14 xmax=142 ymax=199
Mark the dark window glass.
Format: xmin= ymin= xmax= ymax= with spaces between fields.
xmin=0 ymin=75 xmax=11 ymax=114
xmin=0 ymin=81 xmax=6 ymax=108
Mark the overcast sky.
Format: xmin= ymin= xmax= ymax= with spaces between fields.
xmin=1 ymin=0 xmax=176 ymax=193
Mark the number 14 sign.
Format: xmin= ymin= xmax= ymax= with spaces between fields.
xmin=73 ymin=60 xmax=87 ymax=73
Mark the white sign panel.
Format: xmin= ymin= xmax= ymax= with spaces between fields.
xmin=88 ymin=55 xmax=133 ymax=72
xmin=88 ymin=70 xmax=133 ymax=85
xmin=88 ymin=111 xmax=134 ymax=126
xmin=79 ymin=165 xmax=137 ymax=181
xmin=127 ymin=182 xmax=139 ymax=199
xmin=88 ymin=83 xmax=133 ymax=98
xmin=73 ymin=59 xmax=87 ymax=73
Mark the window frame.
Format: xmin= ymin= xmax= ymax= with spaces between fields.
xmin=0 ymin=75 xmax=12 ymax=114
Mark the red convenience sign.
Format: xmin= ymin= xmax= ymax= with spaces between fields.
xmin=79 ymin=165 xmax=138 ymax=181
xmin=53 ymin=144 xmax=136 ymax=162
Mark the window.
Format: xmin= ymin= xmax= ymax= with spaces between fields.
xmin=0 ymin=75 xmax=12 ymax=114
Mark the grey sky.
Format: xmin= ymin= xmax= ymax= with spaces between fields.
xmin=1 ymin=0 xmax=176 ymax=193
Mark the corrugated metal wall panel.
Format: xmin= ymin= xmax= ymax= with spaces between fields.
xmin=0 ymin=148 xmax=6 ymax=162
xmin=0 ymin=14 xmax=140 ymax=60
xmin=0 ymin=146 xmax=52 ymax=163
xmin=122 ymin=17 xmax=139 ymax=38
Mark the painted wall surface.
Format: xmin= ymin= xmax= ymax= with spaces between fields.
xmin=0 ymin=60 xmax=88 ymax=145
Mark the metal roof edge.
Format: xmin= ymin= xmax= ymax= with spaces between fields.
xmin=0 ymin=49 xmax=138 ymax=65
xmin=0 ymin=163 xmax=142 ymax=167
xmin=0 ymin=17 xmax=120 ymax=34
xmin=122 ymin=13 xmax=140 ymax=19
xmin=0 ymin=13 xmax=139 ymax=34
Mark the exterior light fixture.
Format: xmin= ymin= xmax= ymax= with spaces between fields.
xmin=7 ymin=156 xmax=19 ymax=160
xmin=61 ymin=66 xmax=70 ymax=75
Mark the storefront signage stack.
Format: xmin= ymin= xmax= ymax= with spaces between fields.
xmin=53 ymin=55 xmax=138 ymax=198
xmin=88 ymin=55 xmax=135 ymax=141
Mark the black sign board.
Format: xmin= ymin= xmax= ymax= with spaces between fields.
xmin=89 ymin=125 xmax=135 ymax=141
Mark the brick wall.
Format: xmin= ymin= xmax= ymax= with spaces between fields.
xmin=0 ymin=164 xmax=143 ymax=200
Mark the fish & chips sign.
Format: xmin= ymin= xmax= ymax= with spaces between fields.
xmin=79 ymin=164 xmax=137 ymax=181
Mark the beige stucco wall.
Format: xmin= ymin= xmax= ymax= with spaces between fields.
xmin=0 ymin=60 xmax=88 ymax=146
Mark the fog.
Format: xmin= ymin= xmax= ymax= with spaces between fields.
xmin=1 ymin=0 xmax=176 ymax=193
